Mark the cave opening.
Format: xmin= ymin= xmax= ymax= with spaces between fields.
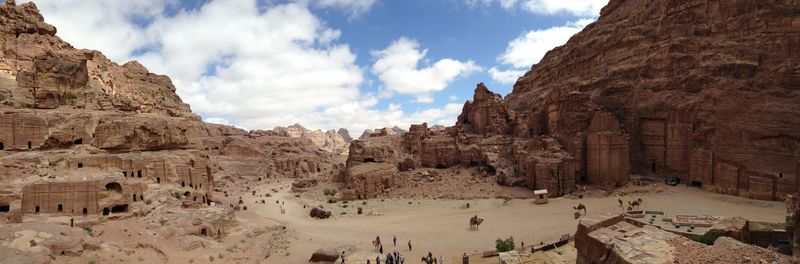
xmin=435 ymin=163 xmax=446 ymax=169
xmin=111 ymin=204 xmax=128 ymax=213
xmin=0 ymin=204 xmax=9 ymax=212
xmin=105 ymin=182 xmax=123 ymax=193
xmin=156 ymin=177 xmax=161 ymax=184
xmin=27 ymin=141 xmax=32 ymax=149
xmin=82 ymin=208 xmax=88 ymax=215
xmin=137 ymin=170 xmax=142 ymax=178
xmin=200 ymin=228 xmax=207 ymax=236
xmin=78 ymin=163 xmax=83 ymax=168
xmin=102 ymin=208 xmax=109 ymax=216
xmin=364 ymin=158 xmax=376 ymax=163
xmin=57 ymin=204 xmax=63 ymax=212
xmin=651 ymin=162 xmax=656 ymax=173
xmin=485 ymin=165 xmax=496 ymax=175
xmin=690 ymin=181 xmax=702 ymax=188
xmin=468 ymin=161 xmax=479 ymax=167
xmin=0 ymin=142 xmax=4 ymax=150
xmin=73 ymin=138 xmax=82 ymax=145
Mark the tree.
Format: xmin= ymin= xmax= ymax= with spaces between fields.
xmin=495 ymin=236 xmax=515 ymax=252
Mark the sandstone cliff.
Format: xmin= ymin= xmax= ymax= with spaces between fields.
xmin=273 ymin=123 xmax=352 ymax=155
xmin=342 ymin=0 xmax=800 ymax=201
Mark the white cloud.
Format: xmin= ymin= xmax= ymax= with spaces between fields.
xmin=520 ymin=0 xmax=607 ymax=17
xmin=371 ymin=37 xmax=481 ymax=103
xmin=489 ymin=18 xmax=593 ymax=83
xmin=499 ymin=18 xmax=593 ymax=68
xmin=315 ymin=0 xmax=377 ymax=16
xmin=488 ymin=67 xmax=526 ymax=84
xmin=26 ymin=0 xmax=464 ymax=134
xmin=468 ymin=0 xmax=607 ymax=17
xmin=29 ymin=0 xmax=172 ymax=62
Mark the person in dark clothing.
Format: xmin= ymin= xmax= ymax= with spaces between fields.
xmin=393 ymin=235 xmax=397 ymax=246
xmin=379 ymin=244 xmax=384 ymax=254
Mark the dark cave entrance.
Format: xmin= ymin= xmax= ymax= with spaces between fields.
xmin=111 ymin=204 xmax=128 ymax=214
xmin=0 ymin=204 xmax=9 ymax=212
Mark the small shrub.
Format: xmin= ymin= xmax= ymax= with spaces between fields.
xmin=65 ymin=93 xmax=78 ymax=100
xmin=323 ymin=189 xmax=338 ymax=196
xmin=83 ymin=227 xmax=93 ymax=235
xmin=0 ymin=94 xmax=6 ymax=101
xmin=692 ymin=231 xmax=722 ymax=245
xmin=145 ymin=199 xmax=152 ymax=205
xmin=159 ymin=218 xmax=167 ymax=226
xmin=173 ymin=192 xmax=182 ymax=199
xmin=88 ymin=259 xmax=96 ymax=264
xmin=495 ymin=237 xmax=515 ymax=252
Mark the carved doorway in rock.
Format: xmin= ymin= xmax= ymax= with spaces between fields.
xmin=102 ymin=208 xmax=110 ymax=216
xmin=0 ymin=203 xmax=9 ymax=212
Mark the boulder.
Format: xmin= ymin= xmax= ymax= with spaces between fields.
xmin=310 ymin=207 xmax=331 ymax=219
xmin=309 ymin=245 xmax=357 ymax=262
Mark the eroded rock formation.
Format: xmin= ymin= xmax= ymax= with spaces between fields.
xmin=341 ymin=0 xmax=800 ymax=201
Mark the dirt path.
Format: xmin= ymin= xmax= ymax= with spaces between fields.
xmin=236 ymin=183 xmax=786 ymax=263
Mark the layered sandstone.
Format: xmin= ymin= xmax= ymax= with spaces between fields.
xmin=341 ymin=0 xmax=800 ymax=201
xmin=273 ymin=124 xmax=352 ymax=155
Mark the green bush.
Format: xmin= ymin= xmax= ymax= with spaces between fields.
xmin=495 ymin=237 xmax=515 ymax=252
xmin=0 ymin=94 xmax=6 ymax=101
xmin=692 ymin=231 xmax=722 ymax=245
xmin=83 ymin=227 xmax=93 ymax=236
xmin=323 ymin=189 xmax=338 ymax=196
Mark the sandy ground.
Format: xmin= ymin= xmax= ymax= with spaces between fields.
xmin=40 ymin=178 xmax=787 ymax=264
xmin=235 ymin=182 xmax=786 ymax=263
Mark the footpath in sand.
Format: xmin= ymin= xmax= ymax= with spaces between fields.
xmin=236 ymin=182 xmax=786 ymax=263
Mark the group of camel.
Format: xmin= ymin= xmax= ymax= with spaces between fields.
xmin=572 ymin=198 xmax=644 ymax=219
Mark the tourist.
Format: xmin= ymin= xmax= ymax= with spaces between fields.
xmin=440 ymin=255 xmax=444 ymax=264
xmin=618 ymin=198 xmax=623 ymax=207
xmin=376 ymin=255 xmax=380 ymax=264
xmin=393 ymin=234 xmax=397 ymax=246
xmin=341 ymin=251 xmax=346 ymax=264
xmin=380 ymin=244 xmax=384 ymax=254
xmin=408 ymin=240 xmax=412 ymax=251
xmin=387 ymin=253 xmax=393 ymax=264
xmin=70 ymin=217 xmax=74 ymax=228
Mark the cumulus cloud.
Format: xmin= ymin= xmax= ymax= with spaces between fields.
xmin=488 ymin=67 xmax=526 ymax=84
xmin=30 ymin=0 xmax=171 ymax=62
xmin=499 ymin=18 xmax=593 ymax=68
xmin=315 ymin=0 xmax=377 ymax=16
xmin=469 ymin=0 xmax=607 ymax=17
xmin=489 ymin=18 xmax=593 ymax=83
xmin=371 ymin=37 xmax=481 ymax=103
xmin=25 ymin=0 xmax=465 ymax=133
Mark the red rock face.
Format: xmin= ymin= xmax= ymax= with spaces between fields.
xmin=504 ymin=0 xmax=800 ymax=199
xmin=343 ymin=0 xmax=800 ymax=201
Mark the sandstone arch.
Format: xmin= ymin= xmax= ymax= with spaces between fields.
xmin=105 ymin=182 xmax=123 ymax=193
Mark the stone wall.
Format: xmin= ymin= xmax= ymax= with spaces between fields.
xmin=21 ymin=179 xmax=146 ymax=216
xmin=586 ymin=112 xmax=630 ymax=187
xmin=0 ymin=112 xmax=48 ymax=150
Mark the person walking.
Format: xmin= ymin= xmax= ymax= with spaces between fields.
xmin=379 ymin=244 xmax=384 ymax=254
xmin=341 ymin=251 xmax=346 ymax=264
xmin=407 ymin=240 xmax=412 ymax=251
xmin=376 ymin=255 xmax=380 ymax=264
xmin=393 ymin=235 xmax=397 ymax=247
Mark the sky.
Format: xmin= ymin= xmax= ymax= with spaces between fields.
xmin=17 ymin=0 xmax=607 ymax=134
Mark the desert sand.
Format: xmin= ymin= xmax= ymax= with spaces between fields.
xmin=239 ymin=181 xmax=785 ymax=263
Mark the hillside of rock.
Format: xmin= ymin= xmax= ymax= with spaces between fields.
xmin=341 ymin=0 xmax=800 ymax=201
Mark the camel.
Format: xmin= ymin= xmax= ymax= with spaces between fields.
xmin=573 ymin=203 xmax=587 ymax=214
xmin=469 ymin=215 xmax=484 ymax=230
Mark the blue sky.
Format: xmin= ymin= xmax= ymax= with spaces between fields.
xmin=20 ymin=0 xmax=606 ymax=134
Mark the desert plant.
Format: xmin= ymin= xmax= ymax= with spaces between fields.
xmin=0 ymin=94 xmax=6 ymax=101
xmin=145 ymin=199 xmax=152 ymax=205
xmin=692 ymin=231 xmax=722 ymax=245
xmin=495 ymin=237 xmax=515 ymax=252
xmin=159 ymin=218 xmax=167 ymax=226
xmin=83 ymin=227 xmax=93 ymax=236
